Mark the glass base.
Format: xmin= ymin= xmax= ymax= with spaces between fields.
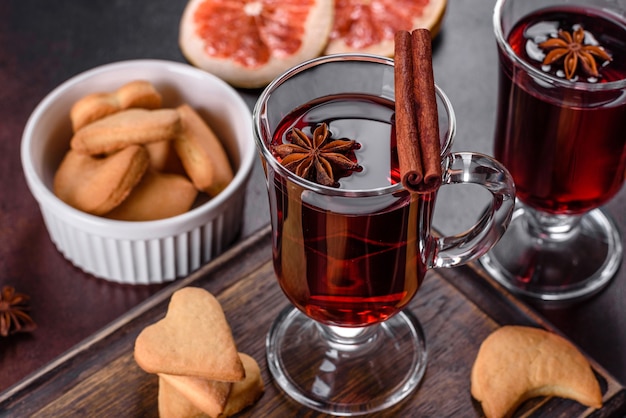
xmin=480 ymin=204 xmax=623 ymax=306
xmin=266 ymin=306 xmax=427 ymax=416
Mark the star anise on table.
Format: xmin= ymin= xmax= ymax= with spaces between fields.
xmin=272 ymin=123 xmax=361 ymax=187
xmin=538 ymin=26 xmax=612 ymax=80
xmin=0 ymin=286 xmax=36 ymax=337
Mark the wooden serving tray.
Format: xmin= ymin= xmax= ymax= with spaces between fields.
xmin=1 ymin=226 xmax=624 ymax=417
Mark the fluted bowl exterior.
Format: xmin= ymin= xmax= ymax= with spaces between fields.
xmin=21 ymin=60 xmax=255 ymax=284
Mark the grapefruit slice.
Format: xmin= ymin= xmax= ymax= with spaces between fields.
xmin=324 ymin=0 xmax=447 ymax=56
xmin=179 ymin=0 xmax=334 ymax=88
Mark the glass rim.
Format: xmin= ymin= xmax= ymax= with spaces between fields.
xmin=252 ymin=53 xmax=457 ymax=198
xmin=493 ymin=0 xmax=626 ymax=91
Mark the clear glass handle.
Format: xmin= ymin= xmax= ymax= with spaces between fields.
xmin=429 ymin=152 xmax=516 ymax=269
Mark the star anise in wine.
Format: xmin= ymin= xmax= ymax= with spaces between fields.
xmin=538 ymin=26 xmax=612 ymax=80
xmin=0 ymin=286 xmax=36 ymax=337
xmin=272 ymin=123 xmax=360 ymax=187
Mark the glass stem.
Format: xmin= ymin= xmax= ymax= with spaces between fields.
xmin=526 ymin=207 xmax=583 ymax=242
xmin=318 ymin=324 xmax=379 ymax=350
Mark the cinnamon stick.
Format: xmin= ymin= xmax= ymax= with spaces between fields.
xmin=394 ymin=30 xmax=423 ymax=188
xmin=394 ymin=29 xmax=442 ymax=193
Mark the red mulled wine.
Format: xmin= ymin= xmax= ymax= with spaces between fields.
xmin=267 ymin=94 xmax=432 ymax=327
xmin=494 ymin=6 xmax=626 ymax=214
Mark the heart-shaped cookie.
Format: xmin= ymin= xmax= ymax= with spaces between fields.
xmin=71 ymin=108 xmax=181 ymax=155
xmin=70 ymin=80 xmax=163 ymax=132
xmin=159 ymin=373 xmax=231 ymax=418
xmin=53 ymin=145 xmax=149 ymax=216
xmin=221 ymin=353 xmax=265 ymax=417
xmin=134 ymin=287 xmax=245 ymax=382
xmin=158 ymin=353 xmax=264 ymax=418
xmin=173 ymin=104 xmax=233 ymax=197
xmin=105 ymin=169 xmax=198 ymax=221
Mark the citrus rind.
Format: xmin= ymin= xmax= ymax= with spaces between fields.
xmin=179 ymin=0 xmax=335 ymax=88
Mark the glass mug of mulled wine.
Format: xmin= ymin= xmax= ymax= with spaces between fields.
xmin=480 ymin=0 xmax=626 ymax=305
xmin=253 ymin=54 xmax=515 ymax=415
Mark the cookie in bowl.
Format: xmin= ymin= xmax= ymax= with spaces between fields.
xmin=21 ymin=60 xmax=256 ymax=285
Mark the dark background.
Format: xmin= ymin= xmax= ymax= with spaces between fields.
xmin=1 ymin=0 xmax=624 ymax=397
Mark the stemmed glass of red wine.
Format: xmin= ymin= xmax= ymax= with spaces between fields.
xmin=253 ymin=54 xmax=515 ymax=415
xmin=480 ymin=0 xmax=626 ymax=305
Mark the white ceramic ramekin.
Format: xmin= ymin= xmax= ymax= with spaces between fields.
xmin=21 ymin=59 xmax=256 ymax=285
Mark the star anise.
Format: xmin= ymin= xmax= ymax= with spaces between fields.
xmin=0 ymin=286 xmax=36 ymax=337
xmin=272 ymin=123 xmax=360 ymax=187
xmin=538 ymin=26 xmax=612 ymax=80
